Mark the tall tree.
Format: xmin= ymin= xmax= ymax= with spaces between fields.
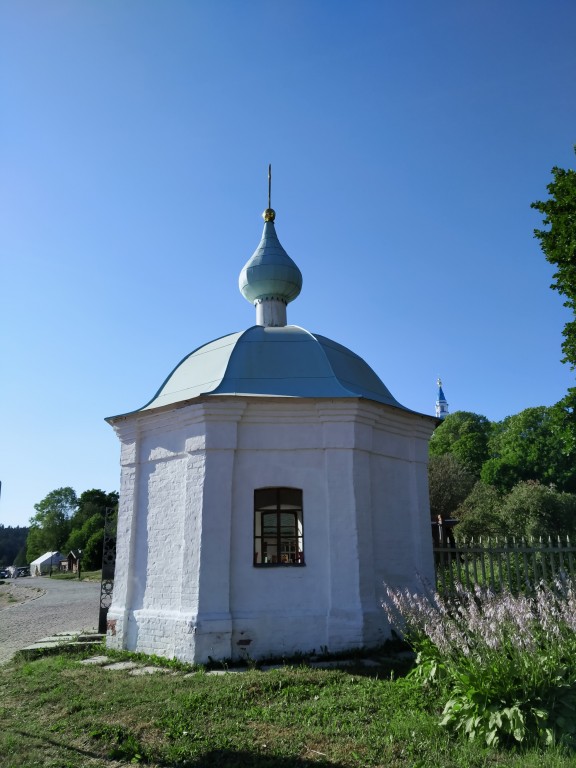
xmin=429 ymin=411 xmax=492 ymax=476
xmin=532 ymin=150 xmax=576 ymax=368
xmin=72 ymin=489 xmax=119 ymax=528
xmin=27 ymin=487 xmax=78 ymax=561
xmin=454 ymin=479 xmax=576 ymax=541
xmin=481 ymin=405 xmax=576 ymax=493
xmin=500 ymin=480 xmax=576 ymax=540
xmin=0 ymin=525 xmax=29 ymax=567
xmin=453 ymin=481 xmax=505 ymax=541
xmin=65 ymin=489 xmax=119 ymax=570
xmin=428 ymin=454 xmax=476 ymax=520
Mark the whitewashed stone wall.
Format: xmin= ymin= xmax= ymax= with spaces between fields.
xmin=106 ymin=397 xmax=435 ymax=663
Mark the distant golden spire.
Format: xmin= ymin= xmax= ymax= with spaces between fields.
xmin=263 ymin=163 xmax=276 ymax=221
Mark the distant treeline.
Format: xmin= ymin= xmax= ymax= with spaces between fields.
xmin=428 ymin=397 xmax=576 ymax=541
xmin=0 ymin=525 xmax=29 ymax=567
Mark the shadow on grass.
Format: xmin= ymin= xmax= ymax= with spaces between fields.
xmin=14 ymin=729 xmax=105 ymax=763
xmin=173 ymin=750 xmax=348 ymax=767
xmin=15 ymin=728 xmax=351 ymax=767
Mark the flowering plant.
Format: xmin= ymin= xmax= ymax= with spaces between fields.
xmin=384 ymin=580 xmax=576 ymax=748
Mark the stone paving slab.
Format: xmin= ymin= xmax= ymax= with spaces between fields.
xmin=130 ymin=665 xmax=173 ymax=676
xmin=35 ymin=634 xmax=77 ymax=644
xmin=102 ymin=661 xmax=141 ymax=672
xmin=79 ymin=654 xmax=401 ymax=675
xmin=25 ymin=640 xmax=70 ymax=651
xmin=206 ymin=668 xmax=248 ymax=675
xmin=18 ymin=632 xmax=105 ymax=660
xmin=80 ymin=656 xmax=111 ymax=666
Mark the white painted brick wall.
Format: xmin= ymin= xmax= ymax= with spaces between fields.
xmin=107 ymin=397 xmax=435 ymax=662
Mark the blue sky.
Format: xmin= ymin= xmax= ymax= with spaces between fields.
xmin=1 ymin=0 xmax=575 ymax=528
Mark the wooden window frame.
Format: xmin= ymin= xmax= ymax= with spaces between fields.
xmin=253 ymin=487 xmax=305 ymax=567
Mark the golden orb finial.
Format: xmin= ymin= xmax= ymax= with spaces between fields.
xmin=263 ymin=208 xmax=276 ymax=221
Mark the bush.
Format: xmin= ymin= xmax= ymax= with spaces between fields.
xmin=384 ymin=580 xmax=576 ymax=748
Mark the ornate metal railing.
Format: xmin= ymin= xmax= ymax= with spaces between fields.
xmin=98 ymin=507 xmax=117 ymax=633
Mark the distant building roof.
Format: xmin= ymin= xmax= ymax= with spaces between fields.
xmin=435 ymin=377 xmax=449 ymax=419
xmin=30 ymin=551 xmax=62 ymax=566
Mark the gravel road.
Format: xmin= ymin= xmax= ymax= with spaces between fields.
xmin=0 ymin=577 xmax=101 ymax=664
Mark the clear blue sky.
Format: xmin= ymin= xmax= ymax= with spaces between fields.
xmin=1 ymin=1 xmax=575 ymax=528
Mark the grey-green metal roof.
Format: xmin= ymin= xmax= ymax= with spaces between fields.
xmin=107 ymin=325 xmax=408 ymax=419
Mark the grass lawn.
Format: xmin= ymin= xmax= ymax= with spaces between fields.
xmin=1 ymin=651 xmax=575 ymax=768
xmin=49 ymin=570 xmax=102 ymax=582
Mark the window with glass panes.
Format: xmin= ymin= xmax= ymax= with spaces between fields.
xmin=253 ymin=488 xmax=304 ymax=566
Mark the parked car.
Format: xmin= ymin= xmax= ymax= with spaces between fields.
xmin=0 ymin=569 xmax=9 ymax=579
xmin=15 ymin=566 xmax=30 ymax=578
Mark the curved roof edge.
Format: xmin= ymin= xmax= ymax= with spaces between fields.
xmin=106 ymin=326 xmax=430 ymax=422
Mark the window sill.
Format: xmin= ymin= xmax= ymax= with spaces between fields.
xmin=253 ymin=563 xmax=306 ymax=568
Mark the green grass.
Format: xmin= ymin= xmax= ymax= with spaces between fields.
xmin=0 ymin=652 xmax=575 ymax=768
xmin=48 ymin=569 xmax=102 ymax=581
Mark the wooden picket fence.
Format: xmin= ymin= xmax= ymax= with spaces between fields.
xmin=434 ymin=537 xmax=576 ymax=596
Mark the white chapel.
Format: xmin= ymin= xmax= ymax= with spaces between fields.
xmin=105 ymin=183 xmax=437 ymax=663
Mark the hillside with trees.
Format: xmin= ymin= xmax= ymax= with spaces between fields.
xmin=0 ymin=525 xmax=29 ymax=568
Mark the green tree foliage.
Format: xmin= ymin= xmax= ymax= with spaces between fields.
xmin=429 ymin=411 xmax=492 ymax=476
xmin=454 ymin=480 xmax=576 ymax=542
xmin=481 ymin=406 xmax=576 ymax=493
xmin=429 ymin=398 xmax=576 ymax=538
xmin=0 ymin=525 xmax=29 ymax=567
xmin=83 ymin=528 xmax=106 ymax=571
xmin=550 ymin=388 xmax=576 ymax=484
xmin=25 ymin=526 xmax=46 ymax=565
xmin=27 ymin=487 xmax=78 ymax=561
xmin=532 ymin=151 xmax=576 ymax=368
xmin=500 ymin=480 xmax=576 ymax=540
xmin=13 ymin=546 xmax=29 ymax=567
xmin=71 ymin=489 xmax=118 ymax=529
xmin=26 ymin=487 xmax=118 ymax=568
xmin=453 ymin=481 xmax=504 ymax=541
xmin=428 ymin=455 xmax=475 ymax=520
xmin=65 ymin=489 xmax=119 ymax=570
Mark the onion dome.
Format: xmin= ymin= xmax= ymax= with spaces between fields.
xmin=238 ymin=183 xmax=302 ymax=327
xmin=106 ymin=171 xmax=418 ymax=422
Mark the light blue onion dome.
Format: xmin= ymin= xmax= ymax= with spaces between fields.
xmin=106 ymin=199 xmax=417 ymax=422
xmin=239 ymin=210 xmax=302 ymax=305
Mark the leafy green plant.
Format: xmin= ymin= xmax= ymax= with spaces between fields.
xmin=384 ymin=579 xmax=576 ymax=748
xmin=89 ymin=723 xmax=148 ymax=763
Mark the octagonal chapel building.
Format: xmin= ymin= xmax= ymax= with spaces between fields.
xmin=105 ymin=192 xmax=437 ymax=663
